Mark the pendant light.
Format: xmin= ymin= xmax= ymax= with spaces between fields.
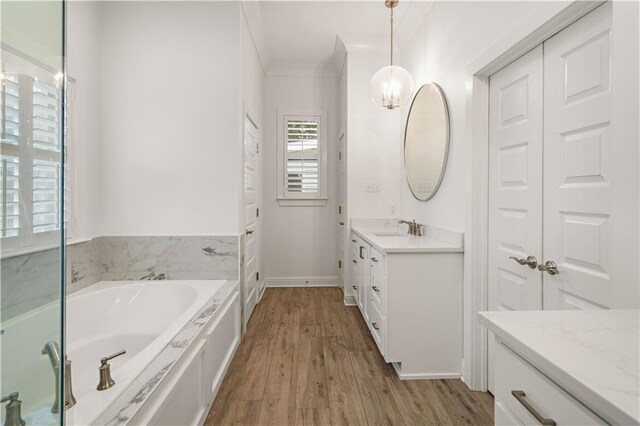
xmin=370 ymin=0 xmax=414 ymax=110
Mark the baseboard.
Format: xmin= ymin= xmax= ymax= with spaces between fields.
xmin=264 ymin=276 xmax=338 ymax=287
xmin=392 ymin=363 xmax=461 ymax=380
xmin=344 ymin=295 xmax=357 ymax=306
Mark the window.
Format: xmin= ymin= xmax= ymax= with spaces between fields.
xmin=1 ymin=50 xmax=74 ymax=254
xmin=277 ymin=110 xmax=327 ymax=206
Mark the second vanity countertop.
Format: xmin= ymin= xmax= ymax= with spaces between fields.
xmin=479 ymin=309 xmax=640 ymax=425
xmin=351 ymin=222 xmax=464 ymax=254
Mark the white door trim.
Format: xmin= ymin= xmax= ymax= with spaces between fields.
xmin=465 ymin=0 xmax=605 ymax=391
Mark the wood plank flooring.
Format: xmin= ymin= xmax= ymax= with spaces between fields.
xmin=205 ymin=287 xmax=493 ymax=425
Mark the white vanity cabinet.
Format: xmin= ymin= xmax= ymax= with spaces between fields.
xmin=480 ymin=310 xmax=639 ymax=426
xmin=350 ymin=224 xmax=464 ymax=379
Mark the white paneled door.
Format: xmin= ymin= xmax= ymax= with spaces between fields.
xmin=487 ymin=2 xmax=636 ymax=391
xmin=488 ymin=45 xmax=544 ymax=391
xmin=542 ymin=3 xmax=614 ymax=310
xmin=243 ymin=115 xmax=259 ymax=329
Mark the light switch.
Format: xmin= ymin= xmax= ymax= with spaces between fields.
xmin=365 ymin=182 xmax=381 ymax=192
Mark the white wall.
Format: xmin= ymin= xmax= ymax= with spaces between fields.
xmin=94 ymin=1 xmax=242 ymax=236
xmin=346 ymin=50 xmax=404 ymax=220
xmin=262 ymin=74 xmax=339 ymax=283
xmin=67 ymin=1 xmax=101 ymax=240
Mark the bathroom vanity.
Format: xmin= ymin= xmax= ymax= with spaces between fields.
xmin=480 ymin=310 xmax=640 ymax=425
xmin=350 ymin=219 xmax=463 ymax=379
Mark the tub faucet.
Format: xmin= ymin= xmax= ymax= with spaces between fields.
xmin=42 ymin=341 xmax=76 ymax=412
xmin=1 ymin=392 xmax=25 ymax=426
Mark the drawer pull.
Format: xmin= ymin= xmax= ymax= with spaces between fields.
xmin=372 ymin=286 xmax=380 ymax=292
xmin=352 ymin=260 xmax=357 ymax=264
xmin=352 ymin=286 xmax=358 ymax=290
xmin=352 ymin=239 xmax=356 ymax=243
xmin=359 ymin=246 xmax=365 ymax=259
xmin=371 ymin=257 xmax=379 ymax=263
xmin=372 ymin=322 xmax=380 ymax=331
xmin=511 ymin=390 xmax=556 ymax=426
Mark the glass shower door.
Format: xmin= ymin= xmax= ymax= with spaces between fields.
xmin=1 ymin=1 xmax=66 ymax=424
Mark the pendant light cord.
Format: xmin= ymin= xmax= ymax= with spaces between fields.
xmin=390 ymin=6 xmax=394 ymax=66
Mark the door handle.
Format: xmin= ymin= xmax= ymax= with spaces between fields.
xmin=246 ymin=229 xmax=254 ymax=235
xmin=511 ymin=390 xmax=556 ymax=425
xmin=509 ymin=255 xmax=538 ymax=269
xmin=538 ymin=260 xmax=559 ymax=275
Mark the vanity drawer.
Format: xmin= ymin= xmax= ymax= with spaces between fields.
xmin=370 ymin=247 xmax=385 ymax=277
xmin=494 ymin=341 xmax=603 ymax=426
xmin=370 ymin=274 xmax=385 ymax=315
xmin=368 ymin=303 xmax=386 ymax=356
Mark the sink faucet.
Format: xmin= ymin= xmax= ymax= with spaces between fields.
xmin=398 ymin=219 xmax=422 ymax=236
xmin=1 ymin=392 xmax=25 ymax=426
xmin=42 ymin=341 xmax=76 ymax=412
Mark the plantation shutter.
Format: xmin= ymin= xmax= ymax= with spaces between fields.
xmin=284 ymin=116 xmax=321 ymax=197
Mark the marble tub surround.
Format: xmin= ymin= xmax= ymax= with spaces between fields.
xmin=479 ymin=310 xmax=640 ymax=425
xmin=1 ymin=246 xmax=63 ymax=320
xmin=93 ymin=280 xmax=239 ymax=426
xmin=350 ymin=218 xmax=464 ymax=253
xmin=95 ymin=236 xmax=238 ymax=282
xmin=2 ymin=236 xmax=239 ymax=320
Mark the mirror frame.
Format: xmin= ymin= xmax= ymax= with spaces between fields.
xmin=403 ymin=82 xmax=451 ymax=202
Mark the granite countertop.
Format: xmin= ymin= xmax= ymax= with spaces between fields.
xmin=351 ymin=225 xmax=464 ymax=254
xmin=479 ymin=309 xmax=640 ymax=425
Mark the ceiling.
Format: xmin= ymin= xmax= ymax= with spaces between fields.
xmin=243 ymin=1 xmax=432 ymax=76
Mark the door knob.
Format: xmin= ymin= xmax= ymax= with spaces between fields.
xmin=509 ymin=255 xmax=538 ymax=269
xmin=538 ymin=260 xmax=559 ymax=275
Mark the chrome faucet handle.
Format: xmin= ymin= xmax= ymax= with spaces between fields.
xmin=97 ymin=350 xmax=126 ymax=391
xmin=1 ymin=392 xmax=25 ymax=426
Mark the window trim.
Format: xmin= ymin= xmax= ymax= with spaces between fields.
xmin=276 ymin=109 xmax=328 ymax=207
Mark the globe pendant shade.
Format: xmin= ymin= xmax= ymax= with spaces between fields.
xmin=370 ymin=65 xmax=414 ymax=109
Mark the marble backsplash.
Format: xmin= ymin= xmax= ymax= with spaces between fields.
xmin=2 ymin=236 xmax=238 ymax=320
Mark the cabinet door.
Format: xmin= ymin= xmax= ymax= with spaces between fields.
xmin=358 ymin=242 xmax=369 ymax=321
xmin=542 ymin=2 xmax=619 ymax=310
xmin=488 ymin=45 xmax=544 ymax=391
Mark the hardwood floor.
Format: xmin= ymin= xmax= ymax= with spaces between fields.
xmin=205 ymin=287 xmax=494 ymax=426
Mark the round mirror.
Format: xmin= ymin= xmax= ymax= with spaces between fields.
xmin=404 ymin=83 xmax=450 ymax=201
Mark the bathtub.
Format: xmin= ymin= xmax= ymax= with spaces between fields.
xmin=1 ymin=280 xmax=240 ymax=426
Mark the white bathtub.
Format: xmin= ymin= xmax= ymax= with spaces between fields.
xmin=1 ymin=280 xmax=235 ymax=426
